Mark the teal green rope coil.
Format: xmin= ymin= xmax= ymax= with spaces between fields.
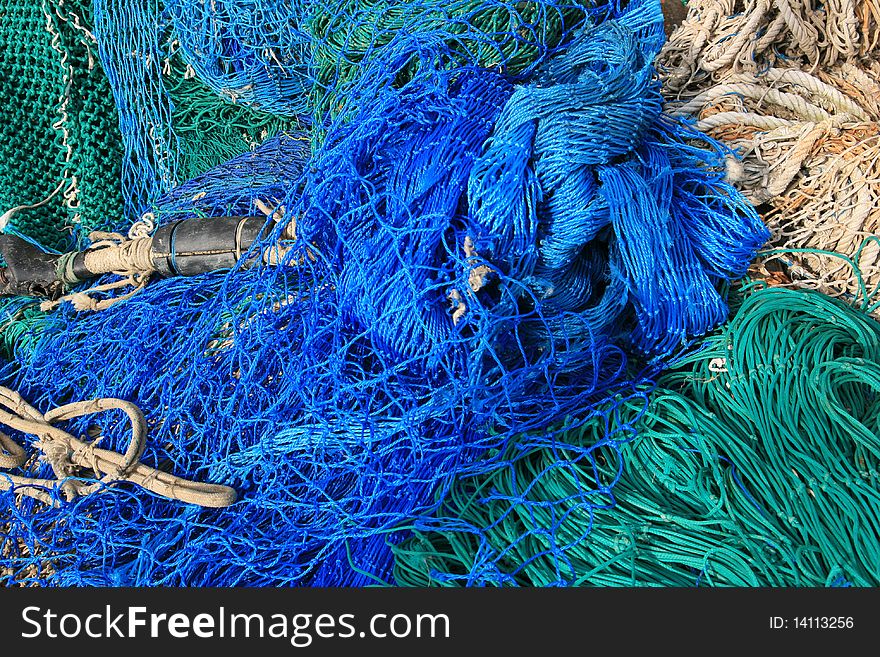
xmin=393 ymin=285 xmax=880 ymax=586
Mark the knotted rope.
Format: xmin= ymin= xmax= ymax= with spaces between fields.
xmin=0 ymin=386 xmax=236 ymax=507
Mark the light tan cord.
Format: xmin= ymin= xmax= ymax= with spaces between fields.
xmin=0 ymin=386 xmax=236 ymax=508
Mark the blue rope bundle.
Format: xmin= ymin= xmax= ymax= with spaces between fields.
xmin=1 ymin=1 xmax=768 ymax=586
xmin=466 ymin=21 xmax=766 ymax=354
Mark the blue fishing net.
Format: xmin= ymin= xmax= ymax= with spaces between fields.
xmin=0 ymin=0 xmax=767 ymax=586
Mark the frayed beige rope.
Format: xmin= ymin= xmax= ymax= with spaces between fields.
xmin=44 ymin=203 xmax=307 ymax=313
xmin=660 ymin=0 xmax=879 ymax=94
xmin=41 ymin=231 xmax=156 ymax=312
xmin=0 ymin=386 xmax=237 ymax=508
xmin=659 ymin=0 xmax=880 ymax=301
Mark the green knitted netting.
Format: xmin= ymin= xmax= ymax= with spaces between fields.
xmin=0 ymin=0 xmax=124 ymax=250
xmin=0 ymin=0 xmax=294 ymax=247
xmin=163 ymin=47 xmax=300 ymax=182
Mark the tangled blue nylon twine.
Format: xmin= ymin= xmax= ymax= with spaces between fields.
xmin=0 ymin=2 xmax=768 ymax=586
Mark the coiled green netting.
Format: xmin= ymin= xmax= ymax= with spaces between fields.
xmin=393 ymin=284 xmax=880 ymax=586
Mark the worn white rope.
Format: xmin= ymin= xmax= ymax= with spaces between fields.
xmin=659 ymin=0 xmax=880 ymax=301
xmin=670 ymin=82 xmax=833 ymax=120
xmin=0 ymin=386 xmax=237 ymax=507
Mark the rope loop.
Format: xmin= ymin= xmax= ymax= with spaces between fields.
xmin=0 ymin=386 xmax=237 ymax=508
